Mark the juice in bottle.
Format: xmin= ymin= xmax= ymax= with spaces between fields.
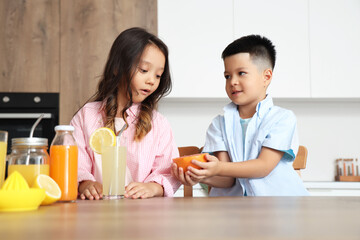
xmin=8 ymin=164 xmax=49 ymax=186
xmin=50 ymin=125 xmax=78 ymax=202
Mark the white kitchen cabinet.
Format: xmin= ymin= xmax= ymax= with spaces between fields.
xmin=233 ymin=0 xmax=311 ymax=98
xmin=158 ymin=0 xmax=360 ymax=99
xmin=158 ymin=0 xmax=311 ymax=98
xmin=309 ymin=0 xmax=360 ymax=97
xmin=158 ymin=0 xmax=233 ymax=98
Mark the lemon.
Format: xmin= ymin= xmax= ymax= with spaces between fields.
xmin=32 ymin=174 xmax=61 ymax=206
xmin=89 ymin=127 xmax=116 ymax=154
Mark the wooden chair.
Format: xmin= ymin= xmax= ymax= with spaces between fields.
xmin=178 ymin=146 xmax=201 ymax=197
xmin=292 ymin=145 xmax=308 ymax=177
xmin=180 ymin=145 xmax=308 ymax=197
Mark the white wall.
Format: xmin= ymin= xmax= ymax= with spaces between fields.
xmin=158 ymin=98 xmax=360 ymax=182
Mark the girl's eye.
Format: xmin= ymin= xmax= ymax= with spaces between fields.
xmin=224 ymin=75 xmax=230 ymax=80
xmin=156 ymin=75 xmax=161 ymax=79
xmin=138 ymin=67 xmax=148 ymax=73
xmin=239 ymin=71 xmax=246 ymax=76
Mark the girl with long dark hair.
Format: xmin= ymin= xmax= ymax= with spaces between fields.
xmin=71 ymin=27 xmax=180 ymax=199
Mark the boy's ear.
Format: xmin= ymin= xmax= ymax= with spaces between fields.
xmin=263 ymin=69 xmax=272 ymax=87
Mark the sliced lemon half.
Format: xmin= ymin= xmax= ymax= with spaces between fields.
xmin=32 ymin=174 xmax=61 ymax=206
xmin=89 ymin=127 xmax=116 ymax=154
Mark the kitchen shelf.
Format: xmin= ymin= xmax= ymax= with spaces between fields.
xmin=335 ymin=176 xmax=360 ymax=182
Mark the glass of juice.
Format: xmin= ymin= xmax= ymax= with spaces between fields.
xmin=7 ymin=138 xmax=50 ymax=186
xmin=101 ymin=137 xmax=126 ymax=199
xmin=0 ymin=131 xmax=8 ymax=187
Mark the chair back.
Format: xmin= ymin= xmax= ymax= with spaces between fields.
xmin=178 ymin=146 xmax=201 ymax=158
xmin=292 ymin=145 xmax=308 ymax=170
xmin=292 ymin=145 xmax=308 ymax=177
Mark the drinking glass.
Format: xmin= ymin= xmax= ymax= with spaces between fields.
xmin=0 ymin=131 xmax=8 ymax=187
xmin=101 ymin=137 xmax=126 ymax=199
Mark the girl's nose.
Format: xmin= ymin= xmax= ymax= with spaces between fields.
xmin=146 ymin=76 xmax=156 ymax=85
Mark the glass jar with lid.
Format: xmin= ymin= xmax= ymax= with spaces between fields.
xmin=7 ymin=137 xmax=50 ymax=186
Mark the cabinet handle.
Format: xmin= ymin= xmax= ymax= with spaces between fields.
xmin=0 ymin=113 xmax=52 ymax=119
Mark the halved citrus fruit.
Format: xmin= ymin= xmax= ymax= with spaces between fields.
xmin=173 ymin=153 xmax=208 ymax=172
xmin=89 ymin=127 xmax=116 ymax=154
xmin=32 ymin=174 xmax=61 ymax=206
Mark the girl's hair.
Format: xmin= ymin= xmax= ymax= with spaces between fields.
xmin=89 ymin=27 xmax=172 ymax=141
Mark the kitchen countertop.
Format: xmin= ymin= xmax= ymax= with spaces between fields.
xmin=303 ymin=181 xmax=360 ymax=189
xmin=1 ymin=197 xmax=359 ymax=240
xmin=303 ymin=181 xmax=360 ymax=196
xmin=175 ymin=182 xmax=360 ymax=197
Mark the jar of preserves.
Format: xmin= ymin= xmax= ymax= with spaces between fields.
xmin=7 ymin=137 xmax=50 ymax=186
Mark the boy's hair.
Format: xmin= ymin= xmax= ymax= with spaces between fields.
xmin=91 ymin=27 xmax=172 ymax=141
xmin=222 ymin=35 xmax=276 ymax=70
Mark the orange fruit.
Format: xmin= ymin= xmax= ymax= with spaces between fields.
xmin=173 ymin=153 xmax=207 ymax=172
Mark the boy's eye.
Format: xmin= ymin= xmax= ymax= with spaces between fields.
xmin=239 ymin=71 xmax=246 ymax=76
xmin=224 ymin=75 xmax=230 ymax=80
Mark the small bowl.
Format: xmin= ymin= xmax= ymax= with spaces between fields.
xmin=0 ymin=189 xmax=45 ymax=212
xmin=173 ymin=153 xmax=207 ymax=172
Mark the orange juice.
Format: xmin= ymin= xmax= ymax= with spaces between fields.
xmin=50 ymin=145 xmax=78 ymax=201
xmin=8 ymin=164 xmax=49 ymax=186
xmin=0 ymin=141 xmax=8 ymax=187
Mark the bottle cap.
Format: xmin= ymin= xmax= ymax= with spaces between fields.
xmin=54 ymin=125 xmax=75 ymax=131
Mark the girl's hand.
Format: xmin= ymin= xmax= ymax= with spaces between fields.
xmin=78 ymin=180 xmax=103 ymax=200
xmin=171 ymin=163 xmax=199 ymax=186
xmin=187 ymin=154 xmax=221 ymax=181
xmin=124 ymin=182 xmax=164 ymax=199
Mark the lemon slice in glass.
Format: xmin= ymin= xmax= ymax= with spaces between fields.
xmin=89 ymin=127 xmax=116 ymax=154
xmin=32 ymin=174 xmax=61 ymax=205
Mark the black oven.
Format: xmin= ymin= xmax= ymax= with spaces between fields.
xmin=0 ymin=92 xmax=59 ymax=154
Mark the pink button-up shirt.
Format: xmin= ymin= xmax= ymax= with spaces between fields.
xmin=70 ymin=101 xmax=181 ymax=197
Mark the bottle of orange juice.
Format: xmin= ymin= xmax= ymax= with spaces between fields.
xmin=50 ymin=125 xmax=78 ymax=202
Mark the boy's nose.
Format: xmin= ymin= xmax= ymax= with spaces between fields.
xmin=230 ymin=77 xmax=239 ymax=86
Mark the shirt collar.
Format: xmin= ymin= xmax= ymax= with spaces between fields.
xmin=126 ymin=103 xmax=140 ymax=119
xmin=255 ymin=95 xmax=273 ymax=119
xmin=223 ymin=95 xmax=273 ymax=119
xmin=99 ymin=101 xmax=140 ymax=119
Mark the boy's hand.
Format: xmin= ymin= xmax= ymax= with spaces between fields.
xmin=171 ymin=163 xmax=199 ymax=186
xmin=124 ymin=182 xmax=164 ymax=199
xmin=78 ymin=180 xmax=103 ymax=200
xmin=187 ymin=154 xmax=221 ymax=181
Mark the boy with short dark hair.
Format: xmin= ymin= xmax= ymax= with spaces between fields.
xmin=172 ymin=35 xmax=309 ymax=196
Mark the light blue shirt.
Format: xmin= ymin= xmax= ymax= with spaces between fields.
xmin=240 ymin=118 xmax=251 ymax=158
xmin=203 ymin=95 xmax=309 ymax=196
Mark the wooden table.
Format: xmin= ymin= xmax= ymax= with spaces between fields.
xmin=1 ymin=196 xmax=360 ymax=240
